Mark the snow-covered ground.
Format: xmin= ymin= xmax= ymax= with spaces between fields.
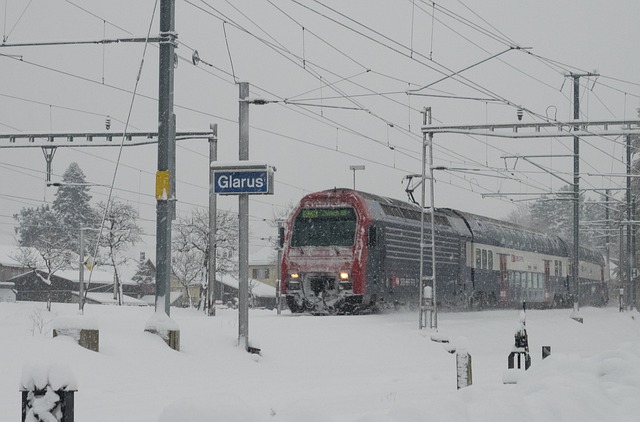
xmin=1 ymin=301 xmax=639 ymax=421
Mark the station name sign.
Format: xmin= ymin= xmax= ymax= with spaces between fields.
xmin=211 ymin=161 xmax=275 ymax=195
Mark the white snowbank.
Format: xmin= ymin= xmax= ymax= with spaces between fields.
xmin=52 ymin=315 xmax=99 ymax=330
xmin=2 ymin=303 xmax=640 ymax=422
xmin=144 ymin=311 xmax=179 ymax=337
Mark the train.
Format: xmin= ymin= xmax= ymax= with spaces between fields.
xmin=280 ymin=188 xmax=609 ymax=314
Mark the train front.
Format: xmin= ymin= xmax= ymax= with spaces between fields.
xmin=281 ymin=190 xmax=371 ymax=314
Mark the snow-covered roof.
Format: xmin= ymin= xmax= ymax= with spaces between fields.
xmin=249 ymin=246 xmax=276 ymax=266
xmin=217 ymin=273 xmax=276 ymax=298
xmin=0 ymin=245 xmax=139 ymax=285
xmin=56 ymin=269 xmax=116 ymax=284
xmin=73 ymin=292 xmax=148 ymax=306
xmin=139 ymin=292 xmax=183 ymax=306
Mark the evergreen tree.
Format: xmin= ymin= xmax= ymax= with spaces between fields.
xmin=132 ymin=257 xmax=156 ymax=296
xmin=529 ymin=185 xmax=574 ymax=240
xmin=132 ymin=258 xmax=156 ymax=285
xmin=52 ymin=162 xmax=99 ymax=253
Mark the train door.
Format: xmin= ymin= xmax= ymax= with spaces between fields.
xmin=544 ymin=260 xmax=551 ymax=303
xmin=366 ymin=224 xmax=384 ymax=297
xmin=458 ymin=240 xmax=469 ymax=302
xmin=499 ymin=254 xmax=508 ymax=302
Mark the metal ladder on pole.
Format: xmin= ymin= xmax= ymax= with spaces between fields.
xmin=419 ymin=107 xmax=437 ymax=330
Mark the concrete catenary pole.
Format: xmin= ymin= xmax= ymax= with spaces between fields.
xmin=208 ymin=124 xmax=218 ymax=316
xmin=238 ymin=82 xmax=250 ymax=350
xmin=155 ymin=0 xmax=176 ymax=316
xmin=572 ymin=74 xmax=581 ymax=315
xmin=626 ymin=134 xmax=633 ymax=309
xmin=79 ymin=228 xmax=85 ymax=312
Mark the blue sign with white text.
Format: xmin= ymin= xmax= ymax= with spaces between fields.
xmin=213 ymin=170 xmax=271 ymax=194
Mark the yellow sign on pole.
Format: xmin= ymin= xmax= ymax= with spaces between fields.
xmin=156 ymin=170 xmax=170 ymax=200
xmin=84 ymin=257 xmax=95 ymax=270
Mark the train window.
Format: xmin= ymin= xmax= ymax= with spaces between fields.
xmin=559 ymin=261 xmax=563 ymax=277
xmin=435 ymin=216 xmax=450 ymax=226
xmin=482 ymin=249 xmax=488 ymax=269
xmin=403 ymin=209 xmax=418 ymax=220
xmin=487 ymin=251 xmax=493 ymax=270
xmin=368 ymin=225 xmax=377 ymax=247
xmin=476 ymin=249 xmax=481 ymax=268
xmin=527 ymin=272 xmax=533 ymax=289
xmin=291 ymin=207 xmax=357 ymax=247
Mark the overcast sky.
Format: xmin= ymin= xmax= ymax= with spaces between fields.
xmin=1 ymin=0 xmax=639 ymax=261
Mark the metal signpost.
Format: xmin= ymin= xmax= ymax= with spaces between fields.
xmin=212 ymin=158 xmax=275 ymax=352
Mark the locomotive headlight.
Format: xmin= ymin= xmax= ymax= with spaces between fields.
xmin=339 ymin=272 xmax=350 ymax=280
xmin=289 ymin=272 xmax=300 ymax=279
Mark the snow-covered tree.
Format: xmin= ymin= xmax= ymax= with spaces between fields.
xmin=173 ymin=207 xmax=239 ymax=277
xmin=131 ymin=257 xmax=156 ymax=297
xmin=52 ymin=162 xmax=99 ymax=254
xmin=171 ymin=248 xmax=203 ymax=308
xmin=132 ymin=258 xmax=155 ymax=285
xmin=173 ymin=208 xmax=238 ymax=311
xmin=96 ymin=199 xmax=143 ymax=305
xmin=13 ymin=205 xmax=73 ymax=275
xmin=265 ymin=202 xmax=295 ymax=249
xmin=13 ymin=205 xmax=74 ymax=310
xmin=528 ymin=185 xmax=574 ymax=240
xmin=505 ymin=204 xmax=532 ymax=229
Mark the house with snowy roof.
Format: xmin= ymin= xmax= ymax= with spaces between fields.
xmin=9 ymin=267 xmax=139 ymax=304
xmin=216 ymin=272 xmax=277 ymax=309
xmin=248 ymin=246 xmax=278 ymax=288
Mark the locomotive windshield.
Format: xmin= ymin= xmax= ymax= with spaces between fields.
xmin=291 ymin=207 xmax=357 ymax=247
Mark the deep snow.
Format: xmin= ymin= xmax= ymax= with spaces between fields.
xmin=1 ymin=302 xmax=639 ymax=421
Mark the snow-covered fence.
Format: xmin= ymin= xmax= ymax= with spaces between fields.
xmin=20 ymin=363 xmax=77 ymax=422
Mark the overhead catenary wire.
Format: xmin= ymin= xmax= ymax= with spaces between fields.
xmin=10 ymin=0 xmax=624 ymax=190
xmin=3 ymin=0 xmax=636 ymax=218
xmin=82 ymin=0 xmax=159 ymax=301
xmin=2 ymin=0 xmax=34 ymax=43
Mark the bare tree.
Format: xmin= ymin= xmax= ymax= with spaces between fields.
xmin=96 ymin=200 xmax=143 ymax=305
xmin=265 ymin=202 xmax=296 ymax=249
xmin=173 ymin=207 xmax=239 ymax=310
xmin=173 ymin=207 xmax=239 ymax=276
xmin=171 ymin=248 xmax=203 ymax=308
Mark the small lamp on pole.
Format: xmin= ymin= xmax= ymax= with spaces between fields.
xmin=349 ymin=165 xmax=365 ymax=190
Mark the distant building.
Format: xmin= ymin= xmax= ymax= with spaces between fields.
xmin=248 ymin=246 xmax=278 ymax=288
xmin=0 ymin=282 xmax=16 ymax=303
xmin=217 ymin=273 xmax=277 ymax=309
xmin=9 ymin=268 xmax=136 ymax=304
